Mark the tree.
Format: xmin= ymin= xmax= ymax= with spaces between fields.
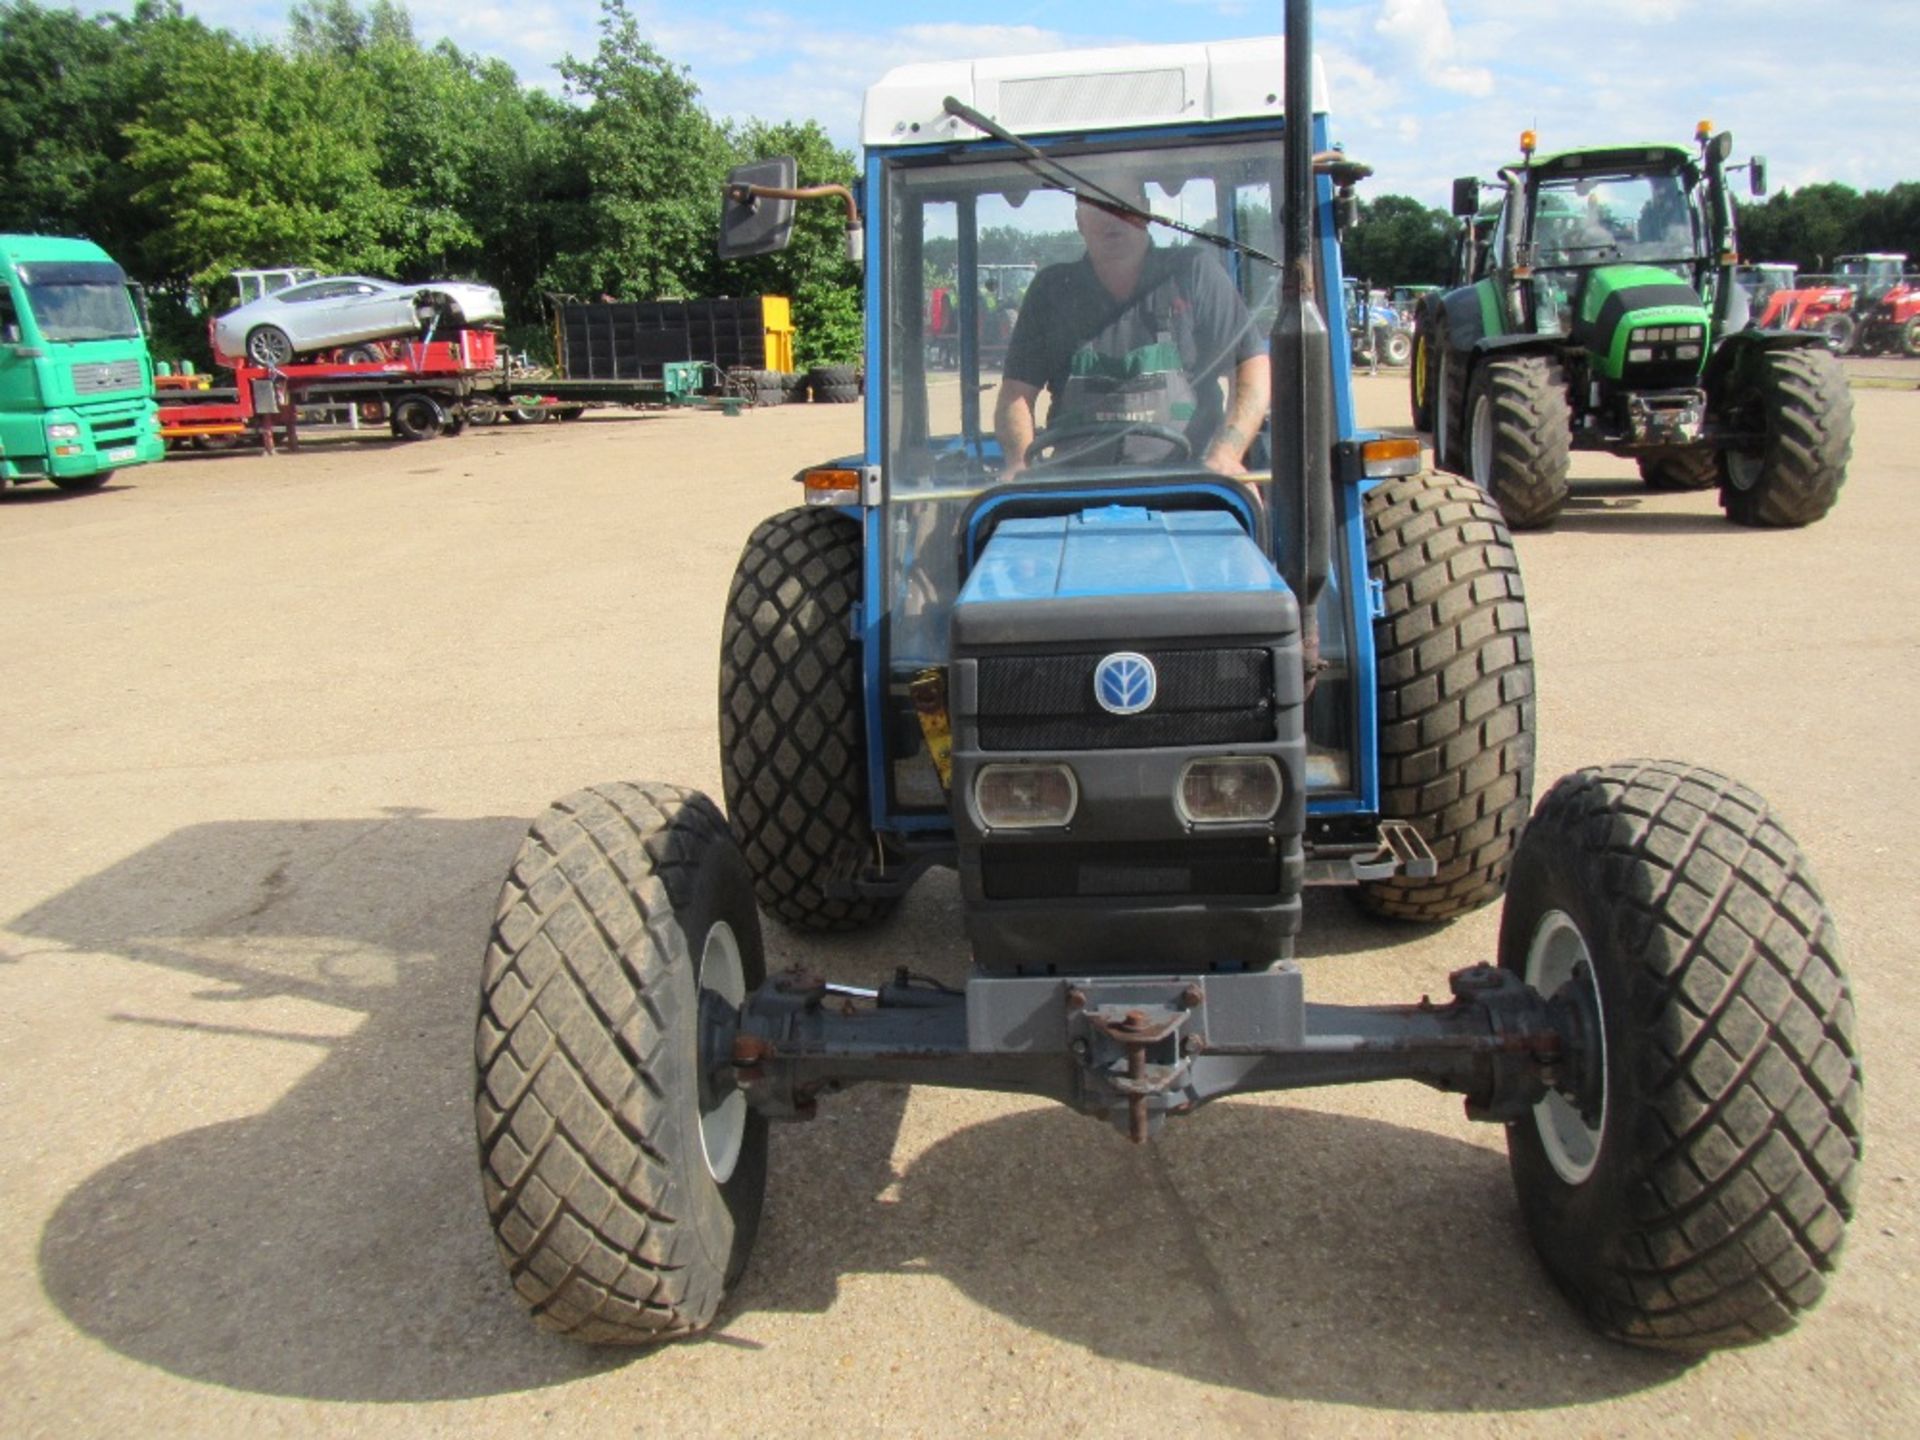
xmin=1342 ymin=194 xmax=1457 ymax=289
xmin=547 ymin=0 xmax=730 ymax=301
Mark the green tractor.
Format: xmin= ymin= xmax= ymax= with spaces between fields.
xmin=1410 ymin=126 xmax=1852 ymax=529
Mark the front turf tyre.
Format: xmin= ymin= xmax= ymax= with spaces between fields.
xmin=721 ymin=506 xmax=895 ymax=931
xmin=476 ymin=783 xmax=769 ymax=1344
xmin=1902 ymin=314 xmax=1920 ymax=357
xmin=1718 ymin=347 xmax=1852 ymax=528
xmin=1382 ymin=328 xmax=1413 ymax=367
xmin=1467 ymin=356 xmax=1572 ymax=529
xmin=1354 ymin=472 xmax=1535 ymax=921
xmin=1501 ymin=761 xmax=1861 ymax=1353
xmin=1814 ymin=312 xmax=1855 ymax=356
xmin=1636 ymin=447 xmax=1719 ymax=491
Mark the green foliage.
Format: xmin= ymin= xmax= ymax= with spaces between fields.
xmin=1736 ymin=181 xmax=1920 ymax=272
xmin=1341 ymin=194 xmax=1458 ymax=289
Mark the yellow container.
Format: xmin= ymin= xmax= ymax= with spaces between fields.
xmin=760 ymin=295 xmax=795 ymax=373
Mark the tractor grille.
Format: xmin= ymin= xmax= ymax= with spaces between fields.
xmin=974 ymin=647 xmax=1274 ymax=751
xmin=70 ymin=360 xmax=144 ymax=394
xmin=981 ymin=836 xmax=1280 ymax=900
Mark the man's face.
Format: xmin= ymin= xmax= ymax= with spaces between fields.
xmin=1076 ymin=192 xmax=1151 ymax=266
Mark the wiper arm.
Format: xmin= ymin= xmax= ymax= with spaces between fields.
xmin=940 ymin=95 xmax=1282 ymax=268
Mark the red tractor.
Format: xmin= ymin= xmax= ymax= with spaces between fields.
xmin=1757 ymin=252 xmax=1920 ymax=356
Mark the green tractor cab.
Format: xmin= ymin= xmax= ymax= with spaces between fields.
xmin=1410 ymin=127 xmax=1850 ymax=529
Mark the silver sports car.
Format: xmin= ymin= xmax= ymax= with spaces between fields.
xmin=212 ymin=274 xmax=505 ymax=366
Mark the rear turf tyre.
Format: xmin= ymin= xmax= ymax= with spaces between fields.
xmin=1501 ymin=761 xmax=1861 ymax=1353
xmin=1433 ymin=343 xmax=1468 ymax=475
xmin=1718 ymin=348 xmax=1852 ymax=528
xmin=1636 ymin=448 xmax=1718 ymax=491
xmin=1467 ymin=356 xmax=1572 ymax=529
xmin=721 ymin=506 xmax=896 ymax=931
xmin=1408 ymin=316 xmax=1434 ymax=431
xmin=476 ymin=782 xmax=769 ymax=1344
xmin=1354 ymin=472 xmax=1535 ymax=921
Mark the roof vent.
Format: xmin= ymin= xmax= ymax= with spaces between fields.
xmin=998 ymin=68 xmax=1187 ymax=130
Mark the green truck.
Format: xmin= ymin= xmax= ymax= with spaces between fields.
xmin=0 ymin=234 xmax=164 ymax=493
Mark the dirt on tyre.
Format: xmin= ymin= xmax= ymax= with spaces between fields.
xmin=1718 ymin=347 xmax=1852 ymax=528
xmin=1466 ymin=355 xmax=1571 ymax=529
xmin=721 ymin=506 xmax=896 ymax=931
xmin=808 ymin=364 xmax=861 ymax=404
xmin=1354 ymin=471 xmax=1535 ymax=921
xmin=1636 ymin=447 xmax=1718 ymax=491
xmin=476 ymin=782 xmax=769 ymax=1344
xmin=1500 ymin=760 xmax=1861 ymax=1353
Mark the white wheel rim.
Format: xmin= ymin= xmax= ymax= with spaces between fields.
xmin=1470 ymin=390 xmax=1494 ymax=487
xmin=698 ymin=921 xmax=748 ymax=1184
xmin=1525 ymin=909 xmax=1606 ymax=1185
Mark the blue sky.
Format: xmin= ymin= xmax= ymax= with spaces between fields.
xmin=72 ymin=0 xmax=1916 ymax=210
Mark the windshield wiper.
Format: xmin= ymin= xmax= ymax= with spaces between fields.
xmin=940 ymin=95 xmax=1283 ymax=269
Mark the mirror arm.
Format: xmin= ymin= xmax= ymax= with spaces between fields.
xmin=729 ymin=182 xmax=861 ymax=231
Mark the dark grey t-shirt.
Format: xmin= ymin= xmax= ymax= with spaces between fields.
xmin=1002 ymin=245 xmax=1264 ymax=449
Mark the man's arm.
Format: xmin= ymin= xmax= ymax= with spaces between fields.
xmin=994 ymin=378 xmax=1042 ymax=479
xmin=1202 ymin=352 xmax=1270 ymax=476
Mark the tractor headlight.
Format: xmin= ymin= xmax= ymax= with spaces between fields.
xmin=1676 ymin=344 xmax=1702 ymax=360
xmin=1177 ymin=757 xmax=1283 ymax=825
xmin=1628 ymin=347 xmax=1654 ymax=363
xmin=974 ymin=763 xmax=1078 ymax=830
xmin=46 ymin=423 xmax=80 ymax=440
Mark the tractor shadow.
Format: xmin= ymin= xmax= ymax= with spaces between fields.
xmin=1548 ymin=478 xmax=1734 ymax=535
xmin=23 ymin=816 xmax=1679 ymax=1409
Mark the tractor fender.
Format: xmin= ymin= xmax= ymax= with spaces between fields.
xmin=1703 ymin=327 xmax=1828 ymax=395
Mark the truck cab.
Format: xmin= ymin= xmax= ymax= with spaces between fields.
xmin=0 ymin=235 xmax=165 ymax=492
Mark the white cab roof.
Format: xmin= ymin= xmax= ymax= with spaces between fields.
xmin=862 ymin=37 xmax=1326 ymax=148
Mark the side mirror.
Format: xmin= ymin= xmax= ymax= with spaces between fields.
xmin=1451 ymin=177 xmax=1480 ymax=218
xmin=1750 ymin=156 xmax=1768 ymax=197
xmin=717 ymin=157 xmax=798 ymax=260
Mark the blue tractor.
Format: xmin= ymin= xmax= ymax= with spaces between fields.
xmin=475 ymin=7 xmax=1859 ymax=1355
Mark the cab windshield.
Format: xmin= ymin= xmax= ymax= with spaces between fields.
xmin=17 ymin=261 xmax=143 ymax=342
xmin=1530 ymin=170 xmax=1702 ymax=271
xmin=881 ymin=133 xmax=1283 ymax=675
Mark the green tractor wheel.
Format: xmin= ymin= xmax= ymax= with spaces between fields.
xmin=1636 ymin=448 xmax=1718 ymax=491
xmin=1718 ymin=348 xmax=1852 ymax=528
xmin=1466 ymin=356 xmax=1572 ymax=530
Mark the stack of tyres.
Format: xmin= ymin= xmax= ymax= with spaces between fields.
xmin=808 ymin=365 xmax=861 ymax=403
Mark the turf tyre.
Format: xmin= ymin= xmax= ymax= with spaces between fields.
xmin=1814 ymin=312 xmax=1854 ymax=356
xmin=1501 ymin=761 xmax=1861 ymax=1353
xmin=1718 ymin=348 xmax=1851 ymax=528
xmin=476 ymin=782 xmax=769 ymax=1345
xmin=1354 ymin=471 xmax=1535 ymax=921
xmin=1382 ymin=328 xmax=1412 ymax=367
xmin=721 ymin=506 xmax=895 ymax=931
xmin=1636 ymin=448 xmax=1718 ymax=491
xmin=1467 ymin=356 xmax=1572 ymax=529
xmin=1903 ymin=315 xmax=1920 ymax=358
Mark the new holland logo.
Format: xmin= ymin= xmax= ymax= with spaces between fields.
xmin=1093 ymin=652 xmax=1157 ymax=715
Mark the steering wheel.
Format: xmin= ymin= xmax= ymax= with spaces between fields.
xmin=1024 ymin=420 xmax=1193 ymax=469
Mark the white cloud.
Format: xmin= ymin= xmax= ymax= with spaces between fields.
xmin=1374 ymin=0 xmax=1492 ymax=97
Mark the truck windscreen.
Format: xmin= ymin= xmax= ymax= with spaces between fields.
xmin=16 ymin=261 xmax=142 ymax=342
